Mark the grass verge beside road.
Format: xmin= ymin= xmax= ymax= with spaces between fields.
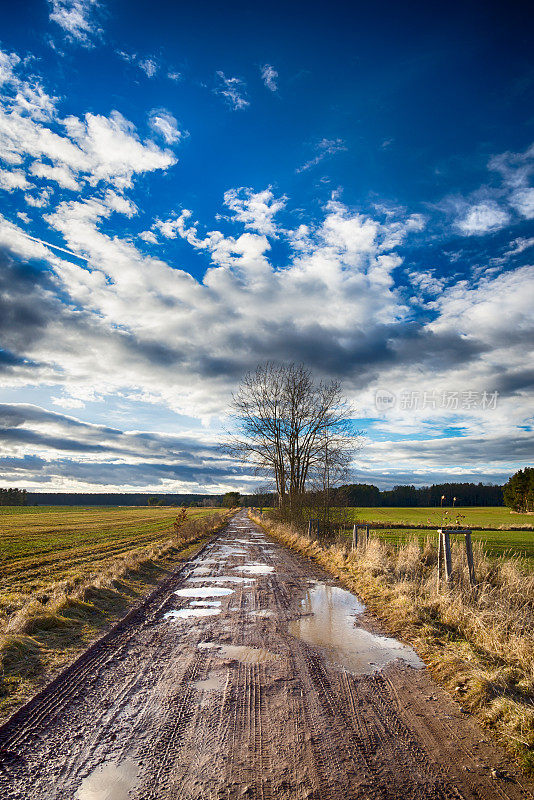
xmin=0 ymin=507 xmax=229 ymax=720
xmin=251 ymin=513 xmax=534 ymax=774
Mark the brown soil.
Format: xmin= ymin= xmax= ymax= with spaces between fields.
xmin=0 ymin=511 xmax=532 ymax=800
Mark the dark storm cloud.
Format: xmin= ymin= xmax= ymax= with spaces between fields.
xmin=0 ymin=252 xmax=57 ymax=369
xmin=376 ymin=432 xmax=534 ymax=465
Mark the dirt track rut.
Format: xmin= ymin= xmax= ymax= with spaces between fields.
xmin=0 ymin=511 xmax=532 ymax=800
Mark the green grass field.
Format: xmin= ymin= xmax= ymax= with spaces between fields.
xmin=0 ymin=506 xmax=222 ymax=617
xmin=340 ymin=507 xmax=533 ymax=561
xmin=346 ymin=506 xmax=533 ymax=530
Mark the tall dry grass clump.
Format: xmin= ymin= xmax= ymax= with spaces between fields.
xmin=251 ymin=514 xmax=534 ymax=773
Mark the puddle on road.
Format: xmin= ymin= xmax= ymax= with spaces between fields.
xmin=214 ymin=547 xmax=247 ymax=556
xmin=165 ymin=608 xmax=221 ymax=619
xmin=175 ymin=587 xmax=234 ymax=598
xmin=191 ymin=670 xmax=226 ymax=692
xmin=190 ymin=600 xmax=222 ymax=607
xmin=75 ymin=757 xmax=138 ymax=800
xmin=289 ymin=582 xmax=424 ymax=675
xmin=187 ymin=576 xmax=254 ymax=584
xmin=233 ymin=563 xmax=274 ymax=575
xmin=200 ymin=643 xmax=277 ymax=664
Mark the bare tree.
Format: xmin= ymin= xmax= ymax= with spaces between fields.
xmin=227 ymin=362 xmax=358 ymax=519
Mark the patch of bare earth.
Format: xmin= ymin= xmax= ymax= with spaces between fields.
xmin=0 ymin=511 xmax=532 ymax=799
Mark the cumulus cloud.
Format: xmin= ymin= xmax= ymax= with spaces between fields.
xmin=261 ymin=64 xmax=278 ymax=92
xmin=455 ymin=202 xmax=510 ymax=235
xmin=29 ymin=161 xmax=79 ymax=190
xmin=509 ymin=187 xmax=534 ymax=219
xmin=214 ymin=71 xmax=249 ymax=110
xmin=223 ymin=187 xmax=286 ymax=235
xmin=0 ymin=167 xmax=32 ymax=192
xmin=0 ymin=51 xmax=20 ymax=85
xmin=149 ymin=110 xmax=183 ymax=145
xmin=0 ymin=52 xmax=176 ymax=194
xmin=48 ymin=0 xmax=103 ymax=47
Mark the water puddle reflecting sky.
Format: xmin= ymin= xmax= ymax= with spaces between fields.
xmin=233 ymin=563 xmax=274 ymax=575
xmin=175 ymin=587 xmax=234 ymax=597
xmin=289 ymin=582 xmax=424 ymax=675
xmin=75 ymin=757 xmax=138 ymax=800
xmin=186 ymin=576 xmax=253 ymax=584
xmin=165 ymin=608 xmax=221 ymax=619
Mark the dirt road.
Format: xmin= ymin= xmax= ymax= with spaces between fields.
xmin=0 ymin=511 xmax=532 ymax=800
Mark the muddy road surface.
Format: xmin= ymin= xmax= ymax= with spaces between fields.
xmin=1 ymin=511 xmax=532 ymax=800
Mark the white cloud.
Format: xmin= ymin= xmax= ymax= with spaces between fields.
xmin=14 ymin=83 xmax=58 ymax=121
xmin=167 ymin=70 xmax=181 ymax=82
xmin=0 ymin=51 xmax=21 ymax=86
xmin=62 ymin=110 xmax=176 ymax=188
xmin=261 ymin=64 xmax=278 ymax=92
xmin=139 ymin=58 xmax=158 ymax=78
xmin=455 ymin=202 xmax=510 ymax=235
xmin=509 ymin=187 xmax=534 ymax=219
xmin=24 ymin=188 xmax=52 ymax=207
xmin=48 ymin=0 xmax=103 ymax=46
xmin=223 ymin=187 xmax=286 ymax=235
xmin=30 ymin=161 xmax=79 ymax=190
xmin=17 ymin=211 xmax=30 ymax=224
xmin=296 ymin=138 xmax=347 ymax=173
xmin=139 ymin=230 xmax=158 ymax=244
xmin=0 ymin=101 xmax=175 ymax=193
xmin=149 ymin=110 xmax=182 ymax=145
xmin=0 ymin=167 xmax=32 ymax=192
xmin=214 ymin=71 xmax=249 ymax=110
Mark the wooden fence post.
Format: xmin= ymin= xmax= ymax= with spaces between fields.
xmin=352 ymin=524 xmax=357 ymax=550
xmin=366 ymin=524 xmax=370 ymax=543
xmin=465 ymin=531 xmax=476 ymax=585
xmin=316 ymin=519 xmax=320 ymax=539
xmin=307 ymin=519 xmax=312 ymax=539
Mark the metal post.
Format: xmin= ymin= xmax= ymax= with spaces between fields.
xmin=352 ymin=524 xmax=357 ymax=550
xmin=316 ymin=518 xmax=320 ymax=539
xmin=465 ymin=531 xmax=476 ymax=585
xmin=437 ymin=531 xmax=442 ymax=590
xmin=366 ymin=525 xmax=370 ymax=543
xmin=307 ymin=519 xmax=312 ymax=539
xmin=443 ymin=530 xmax=452 ymax=583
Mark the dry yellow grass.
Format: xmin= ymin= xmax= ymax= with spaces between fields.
xmin=251 ymin=514 xmax=534 ymax=773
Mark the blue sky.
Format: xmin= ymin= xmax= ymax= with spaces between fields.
xmin=0 ymin=0 xmax=533 ymax=493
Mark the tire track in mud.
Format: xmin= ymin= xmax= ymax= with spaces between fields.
xmin=0 ymin=511 xmax=533 ymax=800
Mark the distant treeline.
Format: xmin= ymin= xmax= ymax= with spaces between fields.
xmin=0 ymin=483 xmax=506 ymax=508
xmin=23 ymin=492 xmax=223 ymax=507
xmin=243 ymin=482 xmax=504 ymax=508
xmin=0 ymin=488 xmax=28 ymax=506
xmin=331 ymin=482 xmax=504 ymax=507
